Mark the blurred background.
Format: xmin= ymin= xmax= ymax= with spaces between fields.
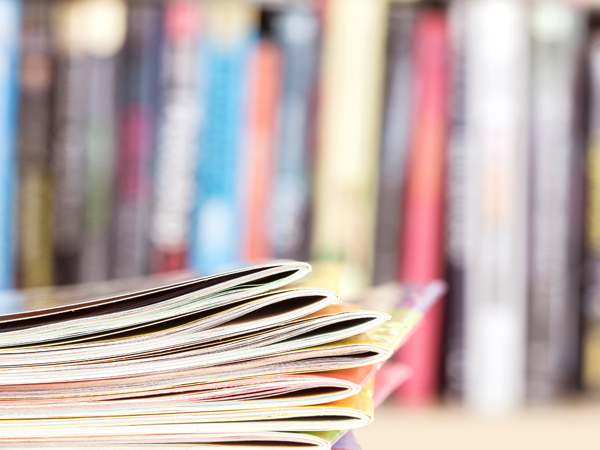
xmin=0 ymin=0 xmax=599 ymax=448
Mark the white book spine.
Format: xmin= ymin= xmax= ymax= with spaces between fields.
xmin=463 ymin=0 xmax=529 ymax=413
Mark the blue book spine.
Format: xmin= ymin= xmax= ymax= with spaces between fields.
xmin=191 ymin=4 xmax=257 ymax=274
xmin=270 ymin=6 xmax=319 ymax=262
xmin=0 ymin=0 xmax=21 ymax=297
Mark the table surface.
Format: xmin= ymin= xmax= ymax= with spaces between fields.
xmin=354 ymin=400 xmax=600 ymax=450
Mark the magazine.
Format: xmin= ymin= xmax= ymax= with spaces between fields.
xmin=0 ymin=261 xmax=443 ymax=448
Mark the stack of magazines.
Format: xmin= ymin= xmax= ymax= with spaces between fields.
xmin=0 ymin=261 xmax=442 ymax=448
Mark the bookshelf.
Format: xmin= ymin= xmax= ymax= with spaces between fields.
xmin=1 ymin=0 xmax=600 ymax=447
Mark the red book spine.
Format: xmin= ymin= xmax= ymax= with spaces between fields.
xmin=395 ymin=10 xmax=449 ymax=404
xmin=243 ymin=39 xmax=282 ymax=262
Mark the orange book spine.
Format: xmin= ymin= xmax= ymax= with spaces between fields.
xmin=395 ymin=10 xmax=449 ymax=404
xmin=243 ymin=39 xmax=282 ymax=262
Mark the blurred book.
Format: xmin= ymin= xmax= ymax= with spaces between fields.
xmin=312 ymin=0 xmax=387 ymax=295
xmin=443 ymin=0 xmax=468 ymax=400
xmin=50 ymin=0 xmax=90 ymax=285
xmin=584 ymin=24 xmax=600 ymax=396
xmin=462 ymin=0 xmax=529 ymax=413
xmin=527 ymin=0 xmax=584 ymax=401
xmin=80 ymin=0 xmax=126 ymax=283
xmin=150 ymin=0 xmax=199 ymax=274
xmin=112 ymin=0 xmax=162 ymax=279
xmin=269 ymin=4 xmax=320 ymax=262
xmin=0 ymin=0 xmax=21 ymax=294
xmin=395 ymin=7 xmax=449 ymax=405
xmin=372 ymin=2 xmax=415 ymax=286
xmin=16 ymin=0 xmax=53 ymax=289
xmin=191 ymin=0 xmax=258 ymax=274
xmin=242 ymin=19 xmax=281 ymax=263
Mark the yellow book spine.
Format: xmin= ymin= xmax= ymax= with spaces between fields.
xmin=312 ymin=0 xmax=388 ymax=295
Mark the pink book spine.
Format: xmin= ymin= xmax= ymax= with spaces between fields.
xmin=395 ymin=10 xmax=449 ymax=405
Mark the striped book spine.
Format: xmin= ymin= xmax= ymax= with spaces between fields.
xmin=150 ymin=0 xmax=199 ymax=273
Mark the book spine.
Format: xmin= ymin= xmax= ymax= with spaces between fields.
xmin=311 ymin=0 xmax=387 ymax=294
xmin=584 ymin=29 xmax=600 ymax=395
xmin=528 ymin=0 xmax=584 ymax=401
xmin=242 ymin=37 xmax=281 ymax=263
xmin=50 ymin=0 xmax=90 ymax=285
xmin=269 ymin=5 xmax=320 ymax=262
xmin=395 ymin=9 xmax=449 ymax=405
xmin=80 ymin=0 xmax=126 ymax=282
xmin=444 ymin=0 xmax=468 ymax=401
xmin=0 ymin=0 xmax=21 ymax=293
xmin=16 ymin=0 xmax=54 ymax=289
xmin=191 ymin=0 xmax=258 ymax=274
xmin=113 ymin=0 xmax=162 ymax=279
xmin=150 ymin=0 xmax=199 ymax=273
xmin=372 ymin=3 xmax=415 ymax=286
xmin=463 ymin=0 xmax=529 ymax=412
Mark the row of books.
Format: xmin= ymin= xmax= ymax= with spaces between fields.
xmin=293 ymin=0 xmax=600 ymax=412
xmin=0 ymin=0 xmax=599 ymax=411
